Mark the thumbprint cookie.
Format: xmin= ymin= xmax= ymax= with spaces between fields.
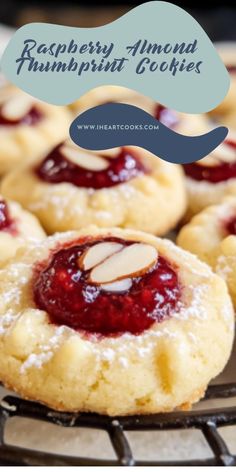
xmin=0 ymin=195 xmax=45 ymax=266
xmin=183 ymin=133 xmax=236 ymax=219
xmin=71 ymin=85 xmax=209 ymax=136
xmin=0 ymin=84 xmax=72 ymax=174
xmin=209 ymin=47 xmax=236 ymax=129
xmin=0 ymin=227 xmax=233 ymax=415
xmin=69 ymin=85 xmax=135 ymax=114
xmin=1 ymin=141 xmax=186 ymax=235
xmin=178 ymin=196 xmax=236 ymax=309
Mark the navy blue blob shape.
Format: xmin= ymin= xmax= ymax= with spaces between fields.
xmin=70 ymin=103 xmax=228 ymax=164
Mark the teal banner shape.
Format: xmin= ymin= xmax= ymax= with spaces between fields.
xmin=0 ymin=1 xmax=230 ymax=112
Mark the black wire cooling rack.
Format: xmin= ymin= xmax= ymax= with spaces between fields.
xmin=0 ymin=382 xmax=235 ymax=466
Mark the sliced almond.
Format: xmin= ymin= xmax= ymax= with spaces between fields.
xmin=124 ymin=95 xmax=155 ymax=115
xmin=218 ymin=49 xmax=236 ymax=66
xmin=63 ymin=138 xmax=77 ymax=148
xmin=90 ymin=147 xmax=121 ymax=158
xmin=213 ymin=142 xmax=236 ymax=163
xmin=197 ymin=154 xmax=219 ymax=167
xmin=79 ymin=242 xmax=123 ymax=271
xmin=89 ymin=243 xmax=158 ymax=284
xmin=209 ymin=142 xmax=236 ymax=164
xmin=61 ymin=144 xmax=109 ymax=171
xmin=2 ymin=95 xmax=33 ymax=120
xmin=0 ymin=88 xmax=15 ymax=105
xmin=65 ymin=139 xmax=120 ymax=159
xmin=101 ymin=278 xmax=132 ymax=293
xmin=198 ymin=142 xmax=236 ymax=167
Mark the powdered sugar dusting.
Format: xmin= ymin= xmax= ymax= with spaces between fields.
xmin=174 ymin=284 xmax=209 ymax=321
xmin=28 ymin=185 xmax=83 ymax=221
xmin=20 ymin=325 xmax=68 ymax=373
xmin=222 ymin=299 xmax=235 ymax=324
xmin=119 ymin=356 xmax=129 ymax=368
xmin=101 ymin=348 xmax=116 ymax=362
xmin=0 ymin=231 xmax=233 ymax=374
xmin=20 ymin=351 xmax=53 ymax=373
xmin=0 ymin=262 xmax=32 ymax=334
xmin=216 ymin=255 xmax=234 ymax=278
xmin=0 ymin=309 xmax=18 ymax=334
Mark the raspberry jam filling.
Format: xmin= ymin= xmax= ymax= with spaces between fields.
xmin=224 ymin=215 xmax=236 ymax=235
xmin=0 ymin=106 xmax=42 ymax=126
xmin=33 ymin=238 xmax=181 ymax=336
xmin=184 ymin=140 xmax=236 ymax=183
xmin=35 ymin=146 xmax=147 ymax=189
xmin=227 ymin=65 xmax=236 ymax=74
xmin=0 ymin=199 xmax=17 ymax=234
xmin=154 ymin=104 xmax=179 ymax=129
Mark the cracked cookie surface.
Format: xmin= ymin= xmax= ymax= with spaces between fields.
xmin=178 ymin=196 xmax=236 ymax=309
xmin=1 ymin=142 xmax=186 ymax=236
xmin=0 ymin=84 xmax=72 ymax=174
xmin=0 ymin=195 xmax=45 ymax=267
xmin=0 ymin=227 xmax=233 ymax=415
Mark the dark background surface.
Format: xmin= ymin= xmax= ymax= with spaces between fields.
xmin=0 ymin=2 xmax=236 ymax=42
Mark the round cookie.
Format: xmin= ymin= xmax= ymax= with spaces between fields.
xmin=1 ymin=140 xmax=187 ymax=236
xmin=178 ymin=196 xmax=236 ymax=309
xmin=69 ymin=85 xmax=136 ymax=114
xmin=0 ymin=195 xmax=45 ymax=266
xmin=0 ymin=84 xmax=72 ymax=174
xmin=209 ymin=47 xmax=236 ymax=128
xmin=0 ymin=227 xmax=234 ymax=415
xmin=183 ymin=132 xmax=236 ymax=219
xmin=71 ymin=85 xmax=209 ymax=136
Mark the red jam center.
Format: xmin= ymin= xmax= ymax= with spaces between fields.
xmin=33 ymin=238 xmax=181 ymax=336
xmin=224 ymin=215 xmax=236 ymax=235
xmin=0 ymin=106 xmax=43 ymax=126
xmin=184 ymin=140 xmax=236 ymax=183
xmin=227 ymin=65 xmax=236 ymax=74
xmin=154 ymin=104 xmax=179 ymax=129
xmin=0 ymin=200 xmax=17 ymax=234
xmin=35 ymin=146 xmax=147 ymax=189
